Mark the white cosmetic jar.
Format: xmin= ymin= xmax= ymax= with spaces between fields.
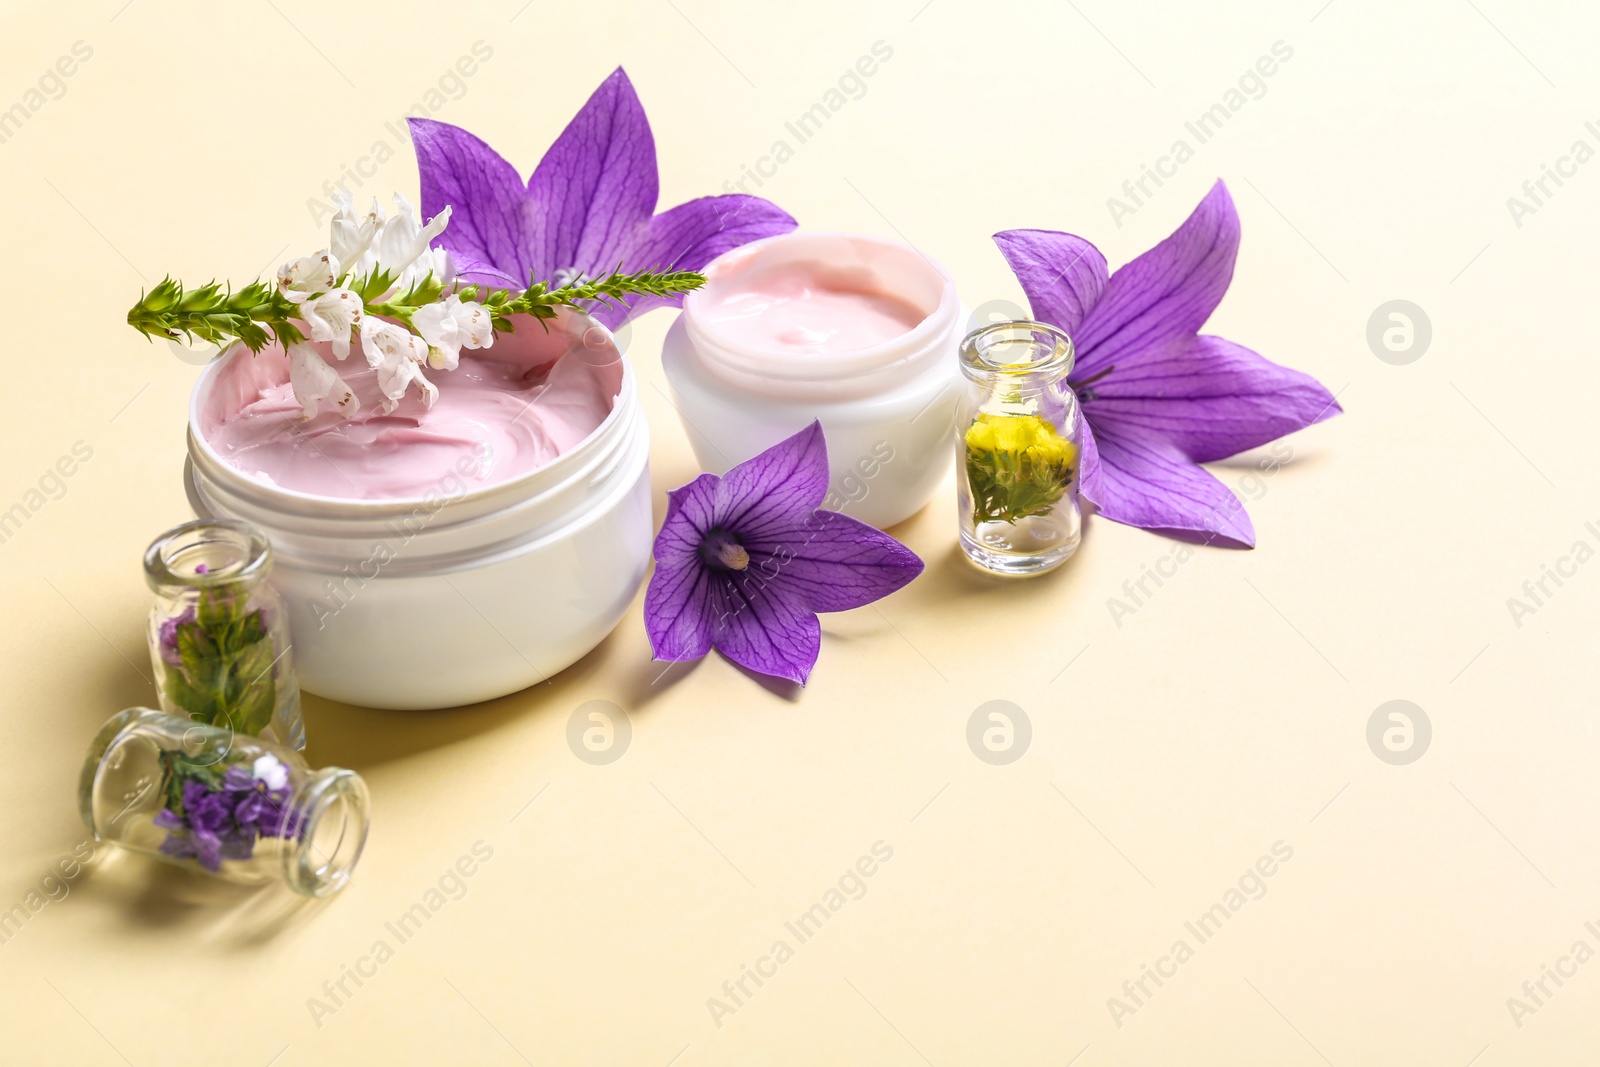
xmin=661 ymin=231 xmax=961 ymax=529
xmin=183 ymin=309 xmax=652 ymax=711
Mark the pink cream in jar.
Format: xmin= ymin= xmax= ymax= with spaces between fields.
xmin=200 ymin=317 xmax=620 ymax=500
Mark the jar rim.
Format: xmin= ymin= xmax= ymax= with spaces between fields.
xmin=144 ymin=518 xmax=272 ymax=592
xmin=959 ymin=319 xmax=1075 ymax=383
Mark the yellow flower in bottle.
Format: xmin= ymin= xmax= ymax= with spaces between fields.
xmin=963 ymin=412 xmax=1078 ymax=525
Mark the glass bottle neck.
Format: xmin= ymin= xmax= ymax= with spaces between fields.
xmin=145 ymin=519 xmax=272 ymax=596
xmin=959 ymin=319 xmax=1075 ymax=389
xmin=281 ymin=768 xmax=370 ymax=898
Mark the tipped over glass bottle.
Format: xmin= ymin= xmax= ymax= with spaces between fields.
xmin=79 ymin=708 xmax=369 ymax=897
xmin=956 ymin=320 xmax=1082 ymax=576
xmin=145 ymin=519 xmax=304 ymax=750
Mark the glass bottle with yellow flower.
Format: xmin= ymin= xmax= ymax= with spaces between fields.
xmin=956 ymin=320 xmax=1081 ymax=575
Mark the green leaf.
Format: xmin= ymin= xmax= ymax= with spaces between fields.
xmin=195 ymin=586 xmax=230 ymax=633
xmin=158 ymin=748 xmax=227 ymax=816
xmin=163 ymin=668 xmax=221 ymax=727
xmin=166 ymin=588 xmax=283 ymax=738
xmin=228 ymin=637 xmax=278 ymax=737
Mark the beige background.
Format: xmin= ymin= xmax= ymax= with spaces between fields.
xmin=1 ymin=0 xmax=1596 ymax=1063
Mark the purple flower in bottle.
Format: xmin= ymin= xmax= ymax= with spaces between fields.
xmin=154 ymin=754 xmax=302 ymax=873
xmin=189 ymin=828 xmax=223 ymax=872
xmin=221 ymin=763 xmax=256 ymax=792
xmin=156 ymin=606 xmax=196 ymax=667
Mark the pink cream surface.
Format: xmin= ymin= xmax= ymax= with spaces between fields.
xmin=696 ymin=259 xmax=926 ymax=353
xmin=200 ymin=318 xmax=621 ymax=500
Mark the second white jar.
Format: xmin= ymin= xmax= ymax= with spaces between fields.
xmin=661 ymin=231 xmax=961 ymax=529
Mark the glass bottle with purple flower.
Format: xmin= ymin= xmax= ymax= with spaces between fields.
xmin=145 ymin=519 xmax=304 ymax=750
xmin=79 ymin=708 xmax=369 ymax=896
xmin=957 ymin=320 xmax=1082 ymax=576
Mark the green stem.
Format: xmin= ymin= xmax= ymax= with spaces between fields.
xmin=127 ymin=266 xmax=706 ymax=354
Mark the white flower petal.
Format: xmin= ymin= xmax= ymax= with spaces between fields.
xmin=354 ymin=193 xmax=454 ymax=298
xmin=287 ymin=341 xmax=360 ymax=421
xmin=459 ymin=299 xmax=495 ymax=349
xmin=252 ymin=754 xmax=290 ymax=790
xmin=359 ymin=318 xmax=432 ymax=408
xmin=330 ymin=191 xmax=382 ymax=272
xmin=277 ymin=250 xmax=340 ymax=301
xmin=412 ymin=294 xmax=494 ymax=370
xmin=299 ymin=288 xmax=364 ymax=360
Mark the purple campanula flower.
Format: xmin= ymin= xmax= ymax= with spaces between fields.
xmin=409 ymin=68 xmax=796 ymax=330
xmin=994 ymin=181 xmax=1341 ymax=547
xmin=643 ymin=422 xmax=923 ymax=685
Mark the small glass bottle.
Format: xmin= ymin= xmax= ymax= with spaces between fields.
xmin=956 ymin=320 xmax=1082 ymax=576
xmin=79 ymin=708 xmax=369 ymax=897
xmin=145 ymin=519 xmax=304 ymax=750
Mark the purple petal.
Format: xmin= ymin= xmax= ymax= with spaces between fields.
xmin=218 ymin=835 xmax=257 ymax=862
xmin=744 ymin=509 xmax=924 ymax=613
xmin=592 ymin=194 xmax=798 ymax=328
xmin=234 ymin=790 xmax=268 ymax=826
xmin=190 ymin=829 xmax=223 ymax=872
xmin=159 ymin=834 xmax=195 ymax=859
xmin=1080 ymin=424 xmax=1255 ymax=548
xmin=1086 ymin=335 xmax=1342 ymax=462
xmin=716 ymin=421 xmax=830 ymax=542
xmin=654 ymin=472 xmax=720 ymax=561
xmin=644 ymin=473 xmax=722 ymax=662
xmin=525 ymin=67 xmax=657 ymax=281
xmin=157 ymin=606 xmax=196 ymax=667
xmin=412 ymin=118 xmax=538 ymax=283
xmin=1073 ymin=180 xmax=1239 ymax=380
xmin=221 ymin=764 xmax=255 ymax=792
xmin=187 ymin=794 xmax=231 ymax=834
xmin=709 ymin=574 xmax=821 ymax=685
xmin=992 ymin=229 xmax=1108 ymax=337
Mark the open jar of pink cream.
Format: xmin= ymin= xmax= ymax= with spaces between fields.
xmin=184 ymin=307 xmax=650 ymax=710
xmin=661 ymin=232 xmax=961 ymax=528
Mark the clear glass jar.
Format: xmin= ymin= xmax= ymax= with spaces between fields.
xmin=145 ymin=518 xmax=304 ymax=750
xmin=78 ymin=708 xmax=369 ymax=897
xmin=956 ymin=320 xmax=1082 ymax=576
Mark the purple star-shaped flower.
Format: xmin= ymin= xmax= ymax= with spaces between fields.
xmin=644 ymin=422 xmax=924 ymax=685
xmin=995 ymin=180 xmax=1341 ymax=548
xmin=409 ymin=67 xmax=796 ymax=329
